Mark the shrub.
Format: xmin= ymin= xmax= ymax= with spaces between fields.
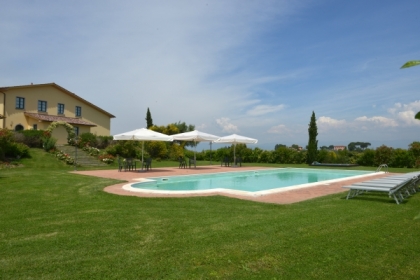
xmin=390 ymin=148 xmax=413 ymax=168
xmin=82 ymin=145 xmax=100 ymax=156
xmin=213 ymin=147 xmax=228 ymax=162
xmin=43 ymin=137 xmax=57 ymax=152
xmin=258 ymin=150 xmax=274 ymax=163
xmin=272 ymin=147 xmax=294 ymax=164
xmin=0 ymin=129 xmax=30 ymax=159
xmin=78 ymin=132 xmax=98 ymax=148
xmin=97 ymin=136 xmax=113 ymax=149
xmin=357 ymin=149 xmax=375 ymax=166
xmin=4 ymin=142 xmax=30 ymax=158
xmin=146 ymin=141 xmax=169 ymax=159
xmin=14 ymin=130 xmax=45 ymax=148
xmin=169 ymin=143 xmax=185 ymax=160
xmin=106 ymin=141 xmax=140 ymax=158
xmin=55 ymin=150 xmax=75 ymax=165
xmin=0 ymin=128 xmax=14 ymax=143
xmin=98 ymin=154 xmax=115 ymax=164
xmin=409 ymin=142 xmax=420 ymax=168
xmin=374 ymin=145 xmax=393 ymax=166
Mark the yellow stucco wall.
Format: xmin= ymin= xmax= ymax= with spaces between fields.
xmin=0 ymin=84 xmax=114 ymax=144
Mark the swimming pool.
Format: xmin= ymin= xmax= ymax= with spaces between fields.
xmin=124 ymin=168 xmax=375 ymax=196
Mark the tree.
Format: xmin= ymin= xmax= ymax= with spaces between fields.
xmin=306 ymin=111 xmax=318 ymax=164
xmin=172 ymin=121 xmax=194 ymax=134
xmin=171 ymin=121 xmax=195 ymax=147
xmin=400 ymin=60 xmax=420 ymax=69
xmin=145 ymin=108 xmax=153 ymax=128
xmin=359 ymin=142 xmax=371 ymax=150
xmin=374 ymin=145 xmax=393 ymax=166
xmin=401 ymin=60 xmax=420 ymax=120
xmin=274 ymin=144 xmax=286 ymax=150
xmin=291 ymin=144 xmax=300 ymax=150
xmin=348 ymin=141 xmax=371 ymax=151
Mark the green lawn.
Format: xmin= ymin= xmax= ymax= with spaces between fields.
xmin=1 ymin=149 xmax=420 ymax=279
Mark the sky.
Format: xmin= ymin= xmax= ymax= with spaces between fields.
xmin=1 ymin=0 xmax=420 ymax=151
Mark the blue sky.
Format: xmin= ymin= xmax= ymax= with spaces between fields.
xmin=1 ymin=0 xmax=419 ymax=150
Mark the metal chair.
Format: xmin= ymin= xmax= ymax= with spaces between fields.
xmin=221 ymin=156 xmax=230 ymax=167
xmin=179 ymin=157 xmax=187 ymax=168
xmin=142 ymin=158 xmax=152 ymax=171
xmin=188 ymin=157 xmax=196 ymax=168
xmin=235 ymin=156 xmax=242 ymax=167
xmin=125 ymin=158 xmax=136 ymax=171
xmin=117 ymin=157 xmax=126 ymax=172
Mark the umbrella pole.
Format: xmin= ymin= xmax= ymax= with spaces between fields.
xmin=234 ymin=143 xmax=236 ymax=167
xmin=142 ymin=141 xmax=144 ymax=165
xmin=194 ymin=140 xmax=197 ymax=168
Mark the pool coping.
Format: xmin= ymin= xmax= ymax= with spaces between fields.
xmin=72 ymin=165 xmax=394 ymax=204
xmin=122 ymin=168 xmax=379 ymax=197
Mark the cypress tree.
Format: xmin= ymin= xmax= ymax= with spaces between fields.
xmin=307 ymin=111 xmax=318 ymax=164
xmin=145 ymin=108 xmax=153 ymax=128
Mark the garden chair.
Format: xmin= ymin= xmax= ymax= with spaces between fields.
xmin=235 ymin=156 xmax=242 ymax=167
xmin=117 ymin=157 xmax=126 ymax=172
xmin=125 ymin=158 xmax=136 ymax=171
xmin=221 ymin=156 xmax=230 ymax=167
xmin=143 ymin=158 xmax=152 ymax=171
xmin=188 ymin=157 xmax=196 ymax=168
xmin=179 ymin=157 xmax=187 ymax=169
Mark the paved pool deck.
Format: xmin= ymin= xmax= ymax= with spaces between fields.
xmin=72 ymin=165 xmax=393 ymax=204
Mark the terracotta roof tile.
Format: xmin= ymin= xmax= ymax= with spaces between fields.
xmin=24 ymin=112 xmax=97 ymax=126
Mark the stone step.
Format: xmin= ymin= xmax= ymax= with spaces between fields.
xmin=56 ymin=145 xmax=107 ymax=167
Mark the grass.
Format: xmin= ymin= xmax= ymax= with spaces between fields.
xmin=1 ymin=149 xmax=420 ymax=279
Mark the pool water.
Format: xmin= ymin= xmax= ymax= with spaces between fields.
xmin=131 ymin=168 xmax=373 ymax=193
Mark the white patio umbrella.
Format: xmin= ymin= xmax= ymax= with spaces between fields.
xmin=113 ymin=128 xmax=173 ymax=163
xmin=171 ymin=130 xmax=220 ymax=167
xmin=214 ymin=134 xmax=258 ymax=166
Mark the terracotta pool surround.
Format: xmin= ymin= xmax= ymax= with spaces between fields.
xmin=72 ymin=165 xmax=392 ymax=204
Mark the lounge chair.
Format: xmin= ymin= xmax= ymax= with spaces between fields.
xmin=343 ymin=172 xmax=419 ymax=204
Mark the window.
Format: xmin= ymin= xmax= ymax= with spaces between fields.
xmin=38 ymin=100 xmax=47 ymax=112
xmin=16 ymin=97 xmax=25 ymax=109
xmin=33 ymin=124 xmax=38 ymax=130
xmin=75 ymin=106 xmax=82 ymax=117
xmin=58 ymin=103 xmax=65 ymax=114
xmin=74 ymin=126 xmax=79 ymax=136
xmin=15 ymin=124 xmax=24 ymax=131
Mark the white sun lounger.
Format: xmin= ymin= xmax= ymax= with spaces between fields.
xmin=343 ymin=172 xmax=419 ymax=204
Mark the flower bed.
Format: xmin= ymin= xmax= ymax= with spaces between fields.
xmin=55 ymin=150 xmax=75 ymax=165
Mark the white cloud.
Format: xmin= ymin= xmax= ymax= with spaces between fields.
xmin=354 ymin=116 xmax=398 ymax=127
xmin=246 ymin=104 xmax=285 ymax=116
xmin=387 ymin=100 xmax=420 ymax=126
xmin=2 ymin=1 xmax=420 ymax=150
xmin=216 ymin=117 xmax=239 ymax=133
xmin=317 ymin=116 xmax=348 ymax=132
xmin=196 ymin=123 xmax=208 ymax=130
xmin=267 ymin=124 xmax=290 ymax=134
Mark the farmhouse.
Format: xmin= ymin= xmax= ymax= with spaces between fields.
xmin=0 ymin=83 xmax=115 ymax=144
